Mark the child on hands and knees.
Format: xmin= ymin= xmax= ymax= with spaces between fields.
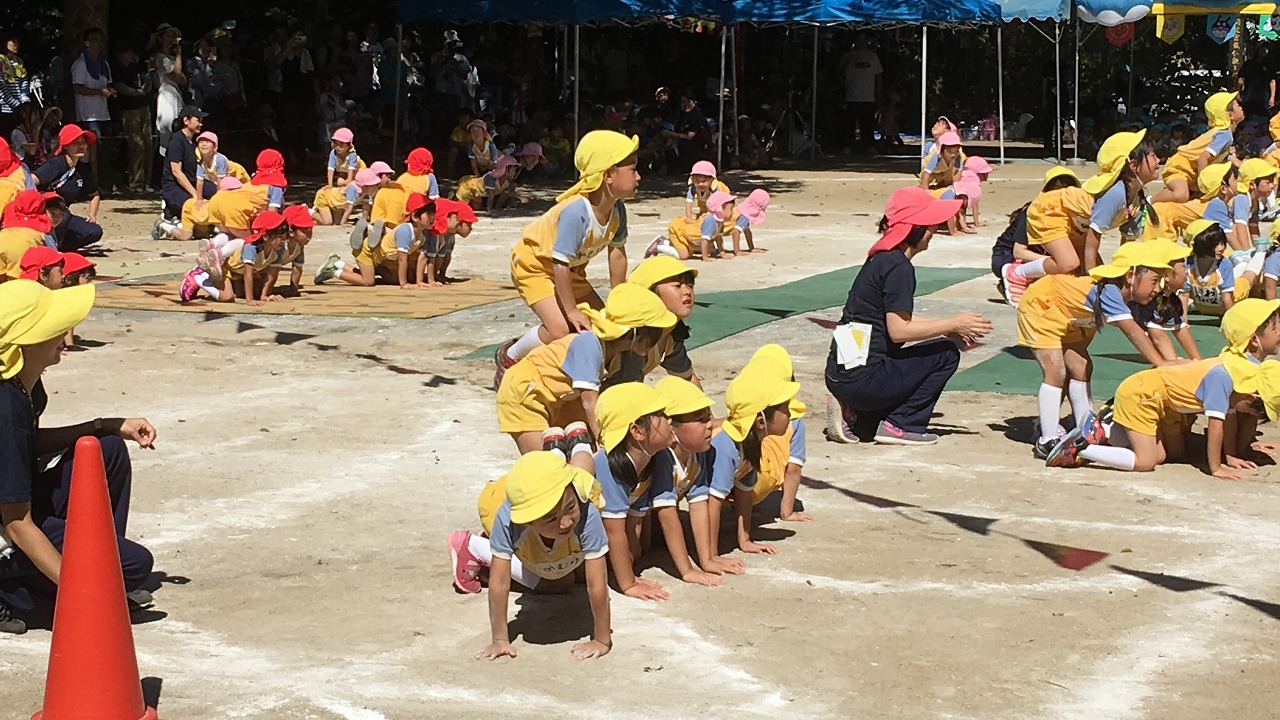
xmin=450 ymin=451 xmax=613 ymax=661
xmin=748 ymin=344 xmax=814 ymax=522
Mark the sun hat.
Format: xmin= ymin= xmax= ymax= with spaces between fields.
xmin=368 ymin=160 xmax=394 ymax=176
xmin=252 ymin=149 xmax=288 ymax=187
xmin=1220 ymin=298 xmax=1280 ymax=355
xmin=353 ymin=168 xmax=381 ymax=189
xmin=964 ymin=155 xmax=993 ymax=175
xmin=1183 ymin=218 xmax=1219 ymax=247
xmin=218 ymin=176 xmax=242 ymax=191
xmin=690 ymin=160 xmax=717 ymax=179
xmin=1081 ymin=130 xmax=1146 ymax=195
xmin=518 ymin=142 xmax=544 ymax=159
xmin=867 ymin=187 xmax=963 ymax=256
xmin=504 ymin=451 xmax=600 ymax=525
xmin=596 ymin=382 xmax=672 ymax=452
xmin=722 ymin=363 xmax=801 ymax=443
xmin=54 ymin=124 xmax=97 ymax=155
xmin=406 ymin=147 xmax=434 ymax=175
xmin=1205 ymin=91 xmax=1239 ymax=129
xmin=2 ymin=190 xmax=58 ymax=233
xmin=1238 ymin=158 xmax=1276 ymax=193
xmin=0 ymin=280 xmax=95 ymax=379
xmin=936 ymin=115 xmax=958 ymax=133
xmin=627 ymin=255 xmax=698 ymax=289
xmin=403 ymin=193 xmax=434 ymax=220
xmin=196 ymin=131 xmax=218 ymax=147
xmin=1088 ymin=241 xmax=1171 ymax=280
xmin=655 ymin=376 xmax=714 ymax=417
xmin=748 ymin=344 xmax=806 ymax=418
xmin=1197 ymin=162 xmax=1234 ymax=197
xmin=1144 ymin=240 xmax=1191 ymax=265
xmin=19 ymin=246 xmax=63 ymax=281
xmin=707 ymin=189 xmax=735 ymax=221
xmin=0 ymin=138 xmax=20 ymax=176
xmin=245 ymin=210 xmax=286 ymax=243
xmin=952 ymin=172 xmax=982 ymax=203
xmin=556 ymin=130 xmax=641 ymax=203
xmin=580 ymin=283 xmax=677 ymax=341
xmin=331 ymin=127 xmax=354 ymax=144
xmin=1042 ymin=165 xmax=1081 ymax=190
xmin=432 ymin=199 xmax=479 ymax=234
xmin=738 ymin=189 xmax=770 ymax=226
xmin=1223 ymin=358 xmax=1280 ymax=421
xmin=61 ymin=252 xmax=94 ymax=275
xmin=936 ymin=131 xmax=962 ymax=147
xmin=493 ymin=155 xmax=518 ymax=174
xmin=282 ymin=204 xmax=316 ymax=228
xmin=466 ymin=119 xmax=487 ymax=133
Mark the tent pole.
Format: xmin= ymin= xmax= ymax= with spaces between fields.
xmin=732 ymin=26 xmax=740 ymax=158
xmin=1073 ymin=16 xmax=1080 ymax=160
xmin=997 ymin=26 xmax=1005 ymax=165
xmin=393 ymin=23 xmax=403 ymax=165
xmin=719 ymin=24 xmax=727 ymax=169
xmin=574 ymin=25 xmax=581 ymax=150
xmin=811 ymin=25 xmax=818 ymax=160
xmin=1055 ymin=23 xmax=1062 ymax=161
xmin=920 ymin=26 xmax=927 ymax=158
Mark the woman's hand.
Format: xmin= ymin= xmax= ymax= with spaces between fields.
xmin=475 ymin=641 xmax=517 ymax=660
xmin=949 ymin=312 xmax=993 ymax=341
xmin=116 ymin=418 xmax=158 ymax=449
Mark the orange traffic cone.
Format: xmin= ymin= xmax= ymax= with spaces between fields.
xmin=32 ymin=437 xmax=158 ymax=720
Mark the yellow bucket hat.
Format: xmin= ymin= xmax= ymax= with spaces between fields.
xmin=1205 ymin=91 xmax=1239 ymax=130
xmin=1238 ymin=157 xmax=1277 ymax=193
xmin=504 ymin=450 xmax=601 ymax=525
xmin=654 ymin=376 xmax=714 ymax=417
xmin=1220 ymin=355 xmax=1280 ymax=421
xmin=1088 ymin=241 xmax=1171 ymax=280
xmin=1144 ymin=239 xmax=1191 ymax=265
xmin=1196 ymin=162 xmax=1234 ymax=197
xmin=627 ymin=255 xmax=698 ymax=290
xmin=1042 ymin=165 xmax=1080 ymax=191
xmin=747 ymin=344 xmax=806 ymax=418
xmin=1081 ymin=130 xmax=1146 ymax=195
xmin=0 ymin=280 xmax=95 ymax=380
xmin=595 ymin=382 xmax=671 ymax=452
xmin=580 ymin=283 xmax=677 ymax=341
xmin=1219 ymin=298 xmax=1280 ymax=355
xmin=722 ymin=363 xmax=801 ymax=443
xmin=1182 ymin=218 xmax=1219 ymax=247
xmin=554 ymin=130 xmax=641 ymax=203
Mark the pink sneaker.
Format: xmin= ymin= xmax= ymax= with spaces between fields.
xmin=1001 ymin=262 xmax=1030 ymax=305
xmin=447 ymin=530 xmax=485 ymax=594
xmin=179 ymin=267 xmax=202 ymax=303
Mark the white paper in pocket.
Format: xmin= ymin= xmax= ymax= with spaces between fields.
xmin=834 ymin=322 xmax=873 ymax=369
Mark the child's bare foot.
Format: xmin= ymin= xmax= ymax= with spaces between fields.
xmin=750 ymin=248 xmax=768 ymax=253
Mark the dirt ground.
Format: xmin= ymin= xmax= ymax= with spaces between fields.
xmin=4 ymin=156 xmax=1280 ymax=720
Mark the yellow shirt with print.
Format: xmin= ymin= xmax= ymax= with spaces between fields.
xmin=208 ymin=187 xmax=267 ymax=233
xmin=0 ymin=227 xmax=45 ymax=279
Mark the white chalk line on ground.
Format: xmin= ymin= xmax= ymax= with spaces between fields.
xmin=755 ymin=566 xmax=1142 ymax=598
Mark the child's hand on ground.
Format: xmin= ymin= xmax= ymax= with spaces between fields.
xmin=622 ymin=579 xmax=669 ymax=601
xmin=475 ymin=641 xmax=518 ymax=660
xmin=681 ymin=569 xmax=724 ymax=587
xmin=1213 ymin=466 xmax=1247 ymax=480
xmin=571 ymin=639 xmax=611 ymax=660
xmin=740 ymin=541 xmax=777 ymax=555
xmin=706 ymin=556 xmax=746 ymax=575
xmin=400 ymin=283 xmax=422 ymax=290
xmin=1251 ymin=441 xmax=1278 ymax=459
xmin=750 ymin=247 xmax=768 ymax=253
xmin=426 ymin=280 xmax=443 ymax=288
xmin=247 ymin=299 xmax=266 ymax=307
xmin=267 ymin=294 xmax=284 ymax=302
xmin=780 ymin=510 xmax=814 ymax=522
xmin=1226 ymin=455 xmax=1258 ymax=471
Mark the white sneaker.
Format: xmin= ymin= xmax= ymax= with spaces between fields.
xmin=824 ymin=394 xmax=858 ymax=444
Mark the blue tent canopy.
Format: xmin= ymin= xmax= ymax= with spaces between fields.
xmin=398 ymin=0 xmax=732 ymax=23
xmin=721 ymin=0 xmax=1001 ymax=24
xmin=998 ymin=0 xmax=1070 ymax=20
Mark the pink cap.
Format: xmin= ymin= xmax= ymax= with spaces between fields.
xmin=690 ymin=160 xmax=717 ymax=179
xmin=331 ymin=127 xmax=354 ymax=144
xmin=953 ymin=177 xmax=982 ymax=203
xmin=493 ymin=155 xmax=518 ymax=174
xmin=196 ymin=131 xmax=219 ymax=147
xmin=467 ymin=119 xmax=487 ymax=133
xmin=964 ymin=155 xmax=993 ymax=174
xmin=368 ymin=161 xmax=393 ymax=175
xmin=937 ymin=131 xmax=962 ymax=147
xmin=707 ymin=189 xmax=735 ymax=221
xmin=739 ymin=188 xmax=770 ymax=226
xmin=354 ymin=168 xmax=381 ymax=188
xmin=518 ymin=142 xmax=544 ymax=159
xmin=867 ymin=187 xmax=962 ymax=256
xmin=218 ymin=176 xmax=243 ymax=191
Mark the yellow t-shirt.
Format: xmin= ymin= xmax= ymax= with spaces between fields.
xmin=1114 ymin=358 xmax=1222 ymax=435
xmin=513 ymin=196 xmax=625 ymax=270
xmin=223 ymin=241 xmax=277 ymax=275
xmin=370 ymin=183 xmax=411 ymax=229
xmin=396 ymin=172 xmax=435 ymax=197
xmin=0 ymin=227 xmax=45 ymax=279
xmin=207 ymin=188 xmax=267 ymax=233
xmin=1026 ymin=186 xmax=1095 ymax=259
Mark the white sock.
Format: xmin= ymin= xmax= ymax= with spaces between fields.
xmin=510 ymin=556 xmax=541 ymax=589
xmin=507 ymin=326 xmax=545 ymax=361
xmin=1247 ymin=249 xmax=1267 ymax=276
xmin=333 ymin=260 xmax=346 ymax=273
xmin=1079 ymin=444 xmax=1136 ymax=471
xmin=1067 ymin=380 xmax=1093 ymax=427
xmin=1038 ymin=384 xmax=1063 ymax=443
xmin=547 ymin=448 xmax=566 ymax=460
xmin=197 ymin=273 xmax=222 ymax=300
xmin=1016 ymin=258 xmax=1048 ymax=279
xmin=467 ymin=533 xmax=493 ymax=564
xmin=569 ymin=443 xmax=593 ymax=459
xmin=193 ymin=269 xmax=210 ymax=285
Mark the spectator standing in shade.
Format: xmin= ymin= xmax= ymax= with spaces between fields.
xmin=432 ymin=32 xmax=473 ymax=119
xmin=111 ymin=43 xmax=154 ymax=193
xmin=187 ymin=39 xmax=220 ymax=118
xmin=149 ymin=24 xmax=186 ymax=154
xmin=0 ymin=34 xmax=30 ymax=139
xmin=662 ymin=91 xmax=712 ymax=170
xmin=267 ymin=28 xmax=314 ymax=164
xmin=840 ymin=31 xmax=882 ymax=153
xmin=70 ymin=28 xmax=115 ymax=192
xmin=1237 ymin=47 xmax=1275 ymax=118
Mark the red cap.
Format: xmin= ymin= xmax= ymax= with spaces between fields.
xmin=403 ymin=193 xmax=435 ymax=221
xmin=0 ymin=137 xmax=19 ymax=176
xmin=407 ymin=147 xmax=434 ymax=175
xmin=282 ymin=204 xmax=316 ymax=228
xmin=1 ymin=189 xmax=58 ymax=233
xmin=55 ymin=124 xmax=98 ymax=155
xmin=19 ymin=246 xmax=64 ymax=280
xmin=245 ymin=210 xmax=287 ymax=243
xmin=866 ymin=187 xmax=962 ymax=257
xmin=252 ymin=149 xmax=288 ymax=187
xmin=433 ymin=199 xmax=478 ymax=234
xmin=61 ymin=252 xmax=95 ymax=274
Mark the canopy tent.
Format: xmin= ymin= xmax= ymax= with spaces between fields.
xmin=398 ymin=0 xmax=729 ymax=23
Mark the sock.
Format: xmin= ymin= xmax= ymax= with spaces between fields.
xmin=467 ymin=533 xmax=493 ymax=564
xmin=569 ymin=442 xmax=593 ymax=459
xmin=1016 ymin=258 xmax=1048 ymax=280
xmin=1067 ymin=380 xmax=1093 ymax=427
xmin=509 ymin=556 xmax=541 ymax=589
xmin=547 ymin=448 xmax=567 ymax=460
xmin=333 ymin=260 xmax=346 ymax=273
xmin=507 ymin=326 xmax=545 ymax=362
xmin=1079 ymin=445 xmax=1136 ymax=471
xmin=198 ymin=275 xmax=222 ymax=300
xmin=1038 ymin=384 xmax=1062 ymax=444
xmin=1246 ymin=248 xmax=1267 ymax=276
xmin=193 ymin=269 xmax=210 ymax=285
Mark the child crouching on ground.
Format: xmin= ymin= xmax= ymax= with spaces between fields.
xmin=180 ymin=210 xmax=289 ymax=305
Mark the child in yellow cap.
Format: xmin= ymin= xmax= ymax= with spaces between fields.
xmin=706 ymin=361 xmax=801 ymax=559
xmin=591 ymin=382 xmax=675 ymax=601
xmin=493 ymin=130 xmax=641 ymax=388
xmin=747 ymin=344 xmax=813 ymax=522
xmin=608 ymin=255 xmax=701 ymax=388
xmin=1152 ymin=91 xmax=1244 ymax=205
xmin=496 ymin=284 xmax=676 ymax=453
xmin=1133 ymin=240 xmax=1200 ymax=363
xmin=1018 ymin=242 xmax=1173 ymax=459
xmin=1197 ymin=162 xmax=1253 ymax=253
xmin=451 ymin=451 xmax=613 ymax=661
xmin=1181 ymin=219 xmax=1253 ymax=316
xmin=650 ymin=376 xmax=736 ymax=582
xmin=1238 ymin=158 xmax=1275 ymax=239
xmin=1081 ymin=131 xmax=1161 ymax=246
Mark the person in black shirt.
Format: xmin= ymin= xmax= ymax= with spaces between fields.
xmin=663 ymin=91 xmax=713 ymax=171
xmin=110 ymin=44 xmax=155 ymax=193
xmin=33 ymin=124 xmax=103 ymax=252
xmin=0 ymin=281 xmax=156 ymax=633
xmin=825 ymin=187 xmax=992 ymax=446
xmin=156 ymin=104 xmax=211 ymax=239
